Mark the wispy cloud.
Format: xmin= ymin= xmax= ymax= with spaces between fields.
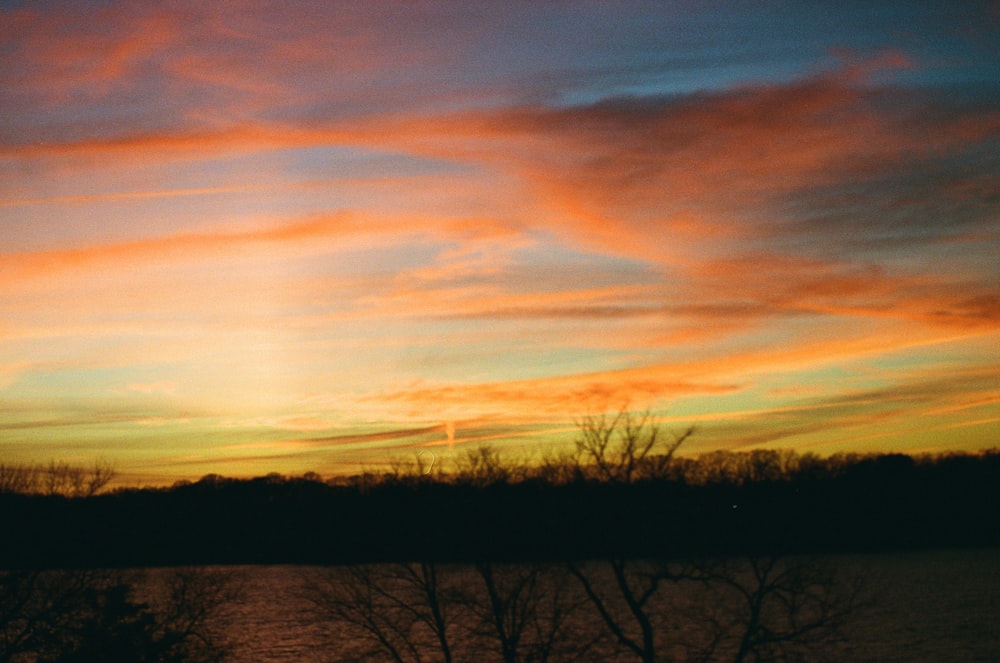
xmin=2 ymin=3 xmax=997 ymax=481
xmin=0 ymin=184 xmax=267 ymax=208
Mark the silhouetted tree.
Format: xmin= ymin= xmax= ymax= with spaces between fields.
xmin=1 ymin=569 xmax=98 ymax=663
xmin=303 ymin=562 xmax=461 ymax=663
xmin=562 ymin=414 xmax=866 ymax=663
xmin=574 ymin=411 xmax=691 ymax=482
xmin=564 ymin=555 xmax=866 ymax=663
xmin=0 ymin=568 xmax=236 ymax=663
xmin=565 ymin=558 xmax=702 ymax=663
xmin=694 ymin=555 xmax=866 ymax=663
xmin=0 ymin=460 xmax=114 ymax=497
xmin=303 ymin=562 xmax=599 ymax=663
xmin=456 ymin=446 xmax=517 ymax=486
xmin=0 ymin=464 xmax=37 ymax=495
xmin=468 ymin=562 xmax=597 ymax=663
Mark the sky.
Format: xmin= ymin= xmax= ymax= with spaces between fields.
xmin=1 ymin=1 xmax=998 ymax=485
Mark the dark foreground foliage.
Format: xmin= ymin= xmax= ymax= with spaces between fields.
xmin=0 ymin=567 xmax=237 ymax=663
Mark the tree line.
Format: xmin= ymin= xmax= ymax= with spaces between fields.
xmin=3 ymin=413 xmax=998 ymax=568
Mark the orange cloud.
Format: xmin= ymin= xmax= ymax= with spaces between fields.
xmin=364 ymin=320 xmax=998 ymax=426
xmin=0 ymin=210 xmax=519 ymax=287
xmin=0 ymin=184 xmax=267 ymax=208
xmin=0 ymin=4 xmax=183 ymax=103
xmin=0 ymin=124 xmax=350 ymax=163
xmin=370 ymin=372 xmax=742 ymax=422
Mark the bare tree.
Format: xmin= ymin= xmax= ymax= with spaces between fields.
xmin=0 ymin=460 xmax=114 ymax=497
xmin=0 ymin=569 xmax=99 ymax=663
xmin=146 ymin=568 xmax=242 ymax=662
xmin=563 ymin=555 xmax=865 ymax=663
xmin=0 ymin=464 xmax=39 ymax=495
xmin=565 ymin=414 xmax=865 ymax=663
xmin=456 ymin=446 xmax=515 ymax=486
xmin=469 ymin=562 xmax=597 ymax=663
xmin=299 ymin=414 xmax=868 ymax=663
xmin=302 ymin=562 xmax=460 ymax=663
xmin=575 ymin=411 xmax=691 ymax=482
xmin=303 ymin=562 xmax=599 ymax=663
xmin=691 ymin=556 xmax=867 ymax=663
xmin=566 ymin=558 xmax=709 ymax=663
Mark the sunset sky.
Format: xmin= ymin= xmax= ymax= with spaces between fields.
xmin=2 ymin=2 xmax=998 ymax=485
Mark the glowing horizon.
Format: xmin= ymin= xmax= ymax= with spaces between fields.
xmin=2 ymin=2 xmax=998 ymax=485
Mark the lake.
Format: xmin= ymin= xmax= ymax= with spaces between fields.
xmin=180 ymin=548 xmax=999 ymax=662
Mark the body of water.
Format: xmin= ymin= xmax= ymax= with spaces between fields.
xmin=184 ymin=548 xmax=999 ymax=663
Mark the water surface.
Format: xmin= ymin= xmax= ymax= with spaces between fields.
xmin=169 ymin=548 xmax=1000 ymax=662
